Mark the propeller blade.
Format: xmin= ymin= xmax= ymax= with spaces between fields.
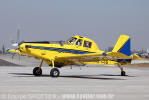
xmin=12 ymin=43 xmax=19 ymax=47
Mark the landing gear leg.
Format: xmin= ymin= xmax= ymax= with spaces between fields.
xmin=50 ymin=60 xmax=60 ymax=77
xmin=117 ymin=63 xmax=126 ymax=76
xmin=33 ymin=59 xmax=43 ymax=76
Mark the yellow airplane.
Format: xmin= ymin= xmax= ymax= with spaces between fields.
xmin=9 ymin=35 xmax=141 ymax=77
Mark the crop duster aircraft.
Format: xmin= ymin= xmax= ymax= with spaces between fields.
xmin=9 ymin=35 xmax=141 ymax=77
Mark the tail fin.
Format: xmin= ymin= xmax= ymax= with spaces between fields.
xmin=112 ymin=35 xmax=131 ymax=56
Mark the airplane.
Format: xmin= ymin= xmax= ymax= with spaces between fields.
xmin=9 ymin=34 xmax=141 ymax=77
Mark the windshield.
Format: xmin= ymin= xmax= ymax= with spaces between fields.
xmin=67 ymin=37 xmax=77 ymax=44
xmin=76 ymin=39 xmax=83 ymax=46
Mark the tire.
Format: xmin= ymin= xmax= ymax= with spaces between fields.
xmin=121 ymin=71 xmax=126 ymax=76
xmin=33 ymin=67 xmax=42 ymax=76
xmin=50 ymin=68 xmax=60 ymax=77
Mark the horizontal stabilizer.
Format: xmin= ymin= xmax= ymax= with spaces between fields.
xmin=131 ymin=54 xmax=142 ymax=60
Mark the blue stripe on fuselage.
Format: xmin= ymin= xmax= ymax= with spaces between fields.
xmin=29 ymin=46 xmax=90 ymax=54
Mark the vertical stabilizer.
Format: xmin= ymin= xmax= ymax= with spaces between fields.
xmin=112 ymin=35 xmax=131 ymax=56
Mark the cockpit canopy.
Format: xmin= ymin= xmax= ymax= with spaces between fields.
xmin=67 ymin=35 xmax=98 ymax=49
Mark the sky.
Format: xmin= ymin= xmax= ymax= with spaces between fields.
xmin=0 ymin=0 xmax=149 ymax=50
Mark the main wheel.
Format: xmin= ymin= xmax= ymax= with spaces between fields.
xmin=121 ymin=71 xmax=126 ymax=76
xmin=33 ymin=67 xmax=42 ymax=76
xmin=50 ymin=68 xmax=60 ymax=77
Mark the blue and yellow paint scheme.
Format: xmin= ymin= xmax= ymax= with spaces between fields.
xmin=9 ymin=35 xmax=141 ymax=77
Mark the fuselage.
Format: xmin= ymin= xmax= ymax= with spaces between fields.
xmin=16 ymin=35 xmax=120 ymax=66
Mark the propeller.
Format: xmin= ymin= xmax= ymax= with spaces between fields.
xmin=12 ymin=42 xmax=19 ymax=47
xmin=10 ymin=29 xmax=21 ymax=62
xmin=11 ymin=29 xmax=20 ymax=48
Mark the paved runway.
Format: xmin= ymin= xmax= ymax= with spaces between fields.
xmin=0 ymin=64 xmax=149 ymax=100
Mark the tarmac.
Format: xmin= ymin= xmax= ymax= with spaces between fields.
xmin=0 ymin=54 xmax=149 ymax=100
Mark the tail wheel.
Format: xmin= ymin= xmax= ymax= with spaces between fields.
xmin=33 ymin=67 xmax=42 ymax=76
xmin=50 ymin=68 xmax=60 ymax=77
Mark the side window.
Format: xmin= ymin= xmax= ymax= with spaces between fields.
xmin=83 ymin=41 xmax=92 ymax=48
xmin=68 ymin=37 xmax=77 ymax=44
xmin=76 ymin=39 xmax=83 ymax=46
